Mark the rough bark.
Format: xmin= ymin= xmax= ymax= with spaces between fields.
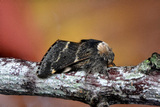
xmin=0 ymin=53 xmax=159 ymax=107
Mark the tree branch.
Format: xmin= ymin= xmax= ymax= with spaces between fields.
xmin=0 ymin=53 xmax=159 ymax=107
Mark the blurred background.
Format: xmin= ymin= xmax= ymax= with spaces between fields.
xmin=0 ymin=0 xmax=160 ymax=107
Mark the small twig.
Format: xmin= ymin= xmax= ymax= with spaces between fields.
xmin=0 ymin=53 xmax=159 ymax=107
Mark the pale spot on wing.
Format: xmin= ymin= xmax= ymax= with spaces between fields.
xmin=63 ymin=42 xmax=70 ymax=50
xmin=74 ymin=44 xmax=81 ymax=62
xmin=74 ymin=56 xmax=79 ymax=62
xmin=55 ymin=42 xmax=70 ymax=62
xmin=63 ymin=67 xmax=72 ymax=73
xmin=52 ymin=69 xmax=56 ymax=74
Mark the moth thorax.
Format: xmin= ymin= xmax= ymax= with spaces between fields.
xmin=97 ymin=42 xmax=110 ymax=55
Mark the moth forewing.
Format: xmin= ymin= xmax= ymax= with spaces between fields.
xmin=37 ymin=40 xmax=79 ymax=78
xmin=37 ymin=40 xmax=70 ymax=78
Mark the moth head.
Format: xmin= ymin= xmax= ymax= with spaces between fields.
xmin=97 ymin=42 xmax=115 ymax=65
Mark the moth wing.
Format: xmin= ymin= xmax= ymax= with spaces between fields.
xmin=37 ymin=40 xmax=75 ymax=78
xmin=59 ymin=56 xmax=90 ymax=73
xmin=52 ymin=42 xmax=91 ymax=73
xmin=56 ymin=40 xmax=94 ymax=73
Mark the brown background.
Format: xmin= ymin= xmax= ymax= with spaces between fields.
xmin=0 ymin=0 xmax=159 ymax=107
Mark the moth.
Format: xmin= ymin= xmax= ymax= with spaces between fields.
xmin=37 ymin=39 xmax=115 ymax=78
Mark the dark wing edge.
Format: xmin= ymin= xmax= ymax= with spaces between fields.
xmin=37 ymin=40 xmax=70 ymax=78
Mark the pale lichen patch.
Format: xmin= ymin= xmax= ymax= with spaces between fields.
xmin=118 ymin=68 xmax=124 ymax=75
xmin=127 ymin=85 xmax=136 ymax=91
xmin=75 ymin=71 xmax=86 ymax=76
xmin=129 ymin=95 xmax=139 ymax=99
xmin=107 ymin=82 xmax=112 ymax=87
xmin=93 ymin=72 xmax=100 ymax=77
xmin=0 ymin=61 xmax=5 ymax=65
xmin=116 ymin=77 xmax=120 ymax=80
xmin=97 ymin=78 xmax=108 ymax=86
xmin=123 ymin=72 xmax=144 ymax=80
